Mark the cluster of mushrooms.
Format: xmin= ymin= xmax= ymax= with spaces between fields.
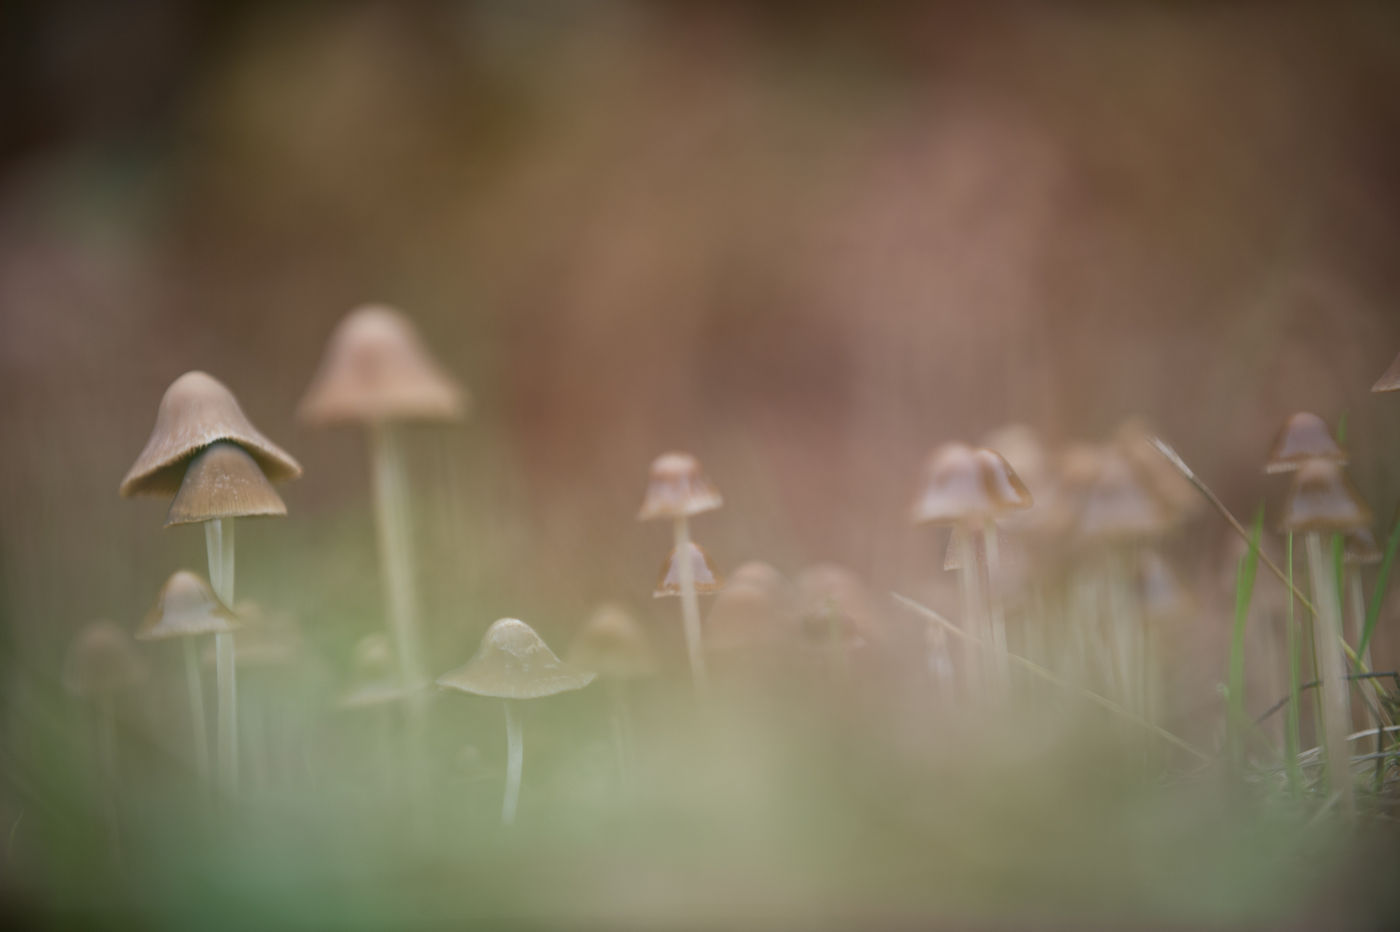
xmin=62 ymin=316 xmax=1400 ymax=828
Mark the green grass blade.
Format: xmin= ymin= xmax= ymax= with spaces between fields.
xmin=1228 ymin=508 xmax=1264 ymax=767
xmin=1360 ymin=512 xmax=1400 ymax=658
xmin=1285 ymin=532 xmax=1302 ymax=796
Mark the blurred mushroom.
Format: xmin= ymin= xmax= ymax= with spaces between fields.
xmin=567 ymin=604 xmax=656 ymax=785
xmin=794 ymin=563 xmax=881 ymax=679
xmin=121 ymin=372 xmax=300 ymax=797
xmin=65 ymin=621 xmax=148 ymax=789
xmin=299 ymin=306 xmax=467 ymax=718
xmin=1265 ymin=412 xmax=1347 ymax=474
xmin=437 ymin=619 xmax=594 ymax=824
xmin=638 ymin=452 xmax=723 ymax=693
xmin=1279 ymin=458 xmax=1372 ymax=817
xmin=137 ymin=570 xmax=239 ymax=784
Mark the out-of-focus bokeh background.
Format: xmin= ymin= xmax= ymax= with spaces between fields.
xmin=4 ymin=2 xmax=1400 ymax=927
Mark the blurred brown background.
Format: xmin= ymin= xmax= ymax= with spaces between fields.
xmin=2 ymin=1 xmax=1400 ymax=671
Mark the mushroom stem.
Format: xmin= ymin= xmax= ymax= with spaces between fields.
xmin=672 ymin=516 xmax=709 ymax=694
xmin=368 ymin=424 xmax=428 ymax=703
xmin=954 ymin=527 xmax=985 ymax=694
xmin=205 ymin=517 xmax=239 ymax=797
xmin=181 ymin=637 xmax=210 ymax=785
xmin=1304 ymin=532 xmax=1354 ymax=816
xmin=980 ymin=523 xmax=1011 ymax=686
xmin=502 ymin=700 xmax=523 ymax=825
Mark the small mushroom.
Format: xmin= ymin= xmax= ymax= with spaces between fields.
xmin=299 ymin=306 xmax=468 ymax=714
xmin=1265 ymin=412 xmax=1347 ymax=474
xmin=436 ymin=619 xmax=594 ymax=824
xmin=64 ymin=621 xmax=148 ymax=793
xmin=566 ymin=605 xmax=656 ymax=786
xmin=638 ymin=452 xmax=723 ymax=693
xmin=653 ymin=541 xmax=724 ymax=598
xmin=794 ymin=564 xmax=881 ymax=679
xmin=1279 ymin=458 xmax=1372 ymax=817
xmin=137 ymin=570 xmax=239 ymax=784
xmin=1372 ymin=350 xmax=1400 ymax=393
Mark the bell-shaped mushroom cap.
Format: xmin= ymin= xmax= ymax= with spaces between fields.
xmin=727 ymin=560 xmax=784 ymax=591
xmin=340 ymin=634 xmax=405 ymax=709
xmin=63 ymin=621 xmax=148 ymax=697
xmin=1279 ymin=459 xmax=1373 ymax=534
xmin=705 ymin=579 xmax=792 ymax=652
xmin=566 ymin=604 xmax=658 ymax=679
xmin=164 ymin=441 xmax=287 ymax=527
xmin=1373 ymin=351 xmax=1400 ymax=393
xmin=653 ymin=541 xmax=724 ymax=597
xmin=298 ymin=305 xmax=467 ymax=425
xmin=982 ymin=423 xmax=1048 ymax=489
xmin=1265 ymin=412 xmax=1346 ymax=474
xmin=120 ymin=371 xmax=302 ymax=497
xmin=136 ymin=570 xmax=240 ymax=640
xmin=1344 ymin=526 xmax=1383 ymax=566
xmin=909 ymin=443 xmax=1029 ymax=526
xmin=1076 ymin=450 xmax=1174 ymax=542
xmin=437 ymin=618 xmax=595 ymax=699
xmin=794 ymin=563 xmax=882 ymax=647
xmin=637 ymin=452 xmax=723 ymax=520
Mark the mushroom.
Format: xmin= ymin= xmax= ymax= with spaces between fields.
xmin=1265 ymin=412 xmax=1347 ymax=474
xmin=436 ymin=619 xmax=594 ymax=824
xmin=121 ymin=372 xmax=300 ymax=797
xmin=705 ymin=563 xmax=792 ymax=655
xmin=909 ymin=443 xmax=1030 ymax=690
xmin=1280 ymin=458 xmax=1373 ymax=816
xmin=1372 ymin=350 xmax=1400 ymax=393
xmin=136 ymin=570 xmax=240 ymax=784
xmin=298 ymin=306 xmax=468 ymax=712
xmin=638 ymin=452 xmax=723 ymax=693
xmin=566 ymin=604 xmax=657 ymax=785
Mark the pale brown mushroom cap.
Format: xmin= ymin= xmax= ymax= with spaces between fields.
xmin=910 ymin=443 xmax=1029 ymax=526
xmin=637 ymin=452 xmax=723 ymax=520
xmin=165 ymin=441 xmax=288 ymax=527
xmin=794 ymin=563 xmax=881 ymax=647
xmin=727 ymin=560 xmax=785 ymax=591
xmin=566 ymin=604 xmax=658 ymax=679
xmin=653 ymin=541 xmax=724 ymax=597
xmin=1373 ymin=350 xmax=1400 ymax=393
xmin=64 ymin=620 xmax=148 ymax=697
xmin=981 ymin=424 xmax=1047 ymax=489
xmin=436 ymin=618 xmax=594 ymax=699
xmin=1076 ymin=450 xmax=1174 ymax=542
xmin=297 ymin=305 xmax=467 ymax=425
xmin=1279 ymin=459 xmax=1373 ymax=534
xmin=120 ymin=371 xmax=301 ymax=498
xmin=1265 ymin=412 xmax=1346 ymax=474
xmin=705 ymin=579 xmax=792 ymax=652
xmin=136 ymin=570 xmax=240 ymax=640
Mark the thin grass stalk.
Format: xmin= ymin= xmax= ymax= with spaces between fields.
xmin=205 ymin=517 xmax=238 ymax=797
xmin=1285 ymin=533 xmax=1303 ymax=797
xmin=673 ymin=516 xmax=709 ymax=695
xmin=1360 ymin=515 xmax=1400 ymax=658
xmin=1305 ymin=532 xmax=1354 ymax=817
xmin=1227 ymin=514 xmax=1261 ymax=772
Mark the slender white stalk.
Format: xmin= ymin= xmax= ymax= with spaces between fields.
xmin=205 ymin=518 xmax=239 ymax=797
xmin=981 ymin=523 xmax=1011 ymax=685
xmin=502 ymin=701 xmax=523 ymax=825
xmin=955 ymin=527 xmax=985 ymax=694
xmin=369 ymin=425 xmax=428 ymax=706
xmin=673 ymin=516 xmax=709 ymax=694
xmin=1305 ymin=533 xmax=1354 ymax=817
xmin=182 ymin=637 xmax=210 ymax=785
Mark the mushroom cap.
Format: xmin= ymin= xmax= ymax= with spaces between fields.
xmin=436 ymin=618 xmax=594 ymax=700
xmin=164 ymin=441 xmax=287 ymax=527
xmin=1265 ymin=412 xmax=1346 ymax=474
xmin=566 ymin=604 xmax=658 ymax=679
xmin=653 ymin=541 xmax=724 ymax=597
xmin=339 ymin=634 xmax=407 ymax=709
xmin=981 ymin=423 xmax=1048 ymax=489
xmin=1373 ymin=350 xmax=1400 ymax=393
xmin=120 ymin=371 xmax=302 ymax=498
xmin=1278 ymin=459 xmax=1373 ymax=534
xmin=63 ymin=620 xmax=148 ymax=697
xmin=298 ymin=305 xmax=467 ymax=425
xmin=1344 ymin=526 xmax=1383 ymax=566
xmin=136 ymin=570 xmax=240 ymax=640
xmin=637 ymin=452 xmax=723 ymax=520
xmin=705 ymin=579 xmax=792 ymax=652
xmin=727 ymin=560 xmax=785 ymax=591
xmin=1076 ymin=450 xmax=1174 ymax=542
xmin=909 ymin=443 xmax=1030 ymax=526
xmin=794 ymin=563 xmax=881 ymax=647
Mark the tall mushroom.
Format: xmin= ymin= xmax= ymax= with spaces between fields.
xmin=136 ymin=569 xmax=240 ymax=784
xmin=298 ymin=306 xmax=468 ymax=715
xmin=638 ymin=453 xmax=723 ymax=693
xmin=436 ymin=619 xmax=594 ymax=825
xmin=121 ymin=372 xmax=300 ymax=797
xmin=1280 ymin=458 xmax=1372 ymax=817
